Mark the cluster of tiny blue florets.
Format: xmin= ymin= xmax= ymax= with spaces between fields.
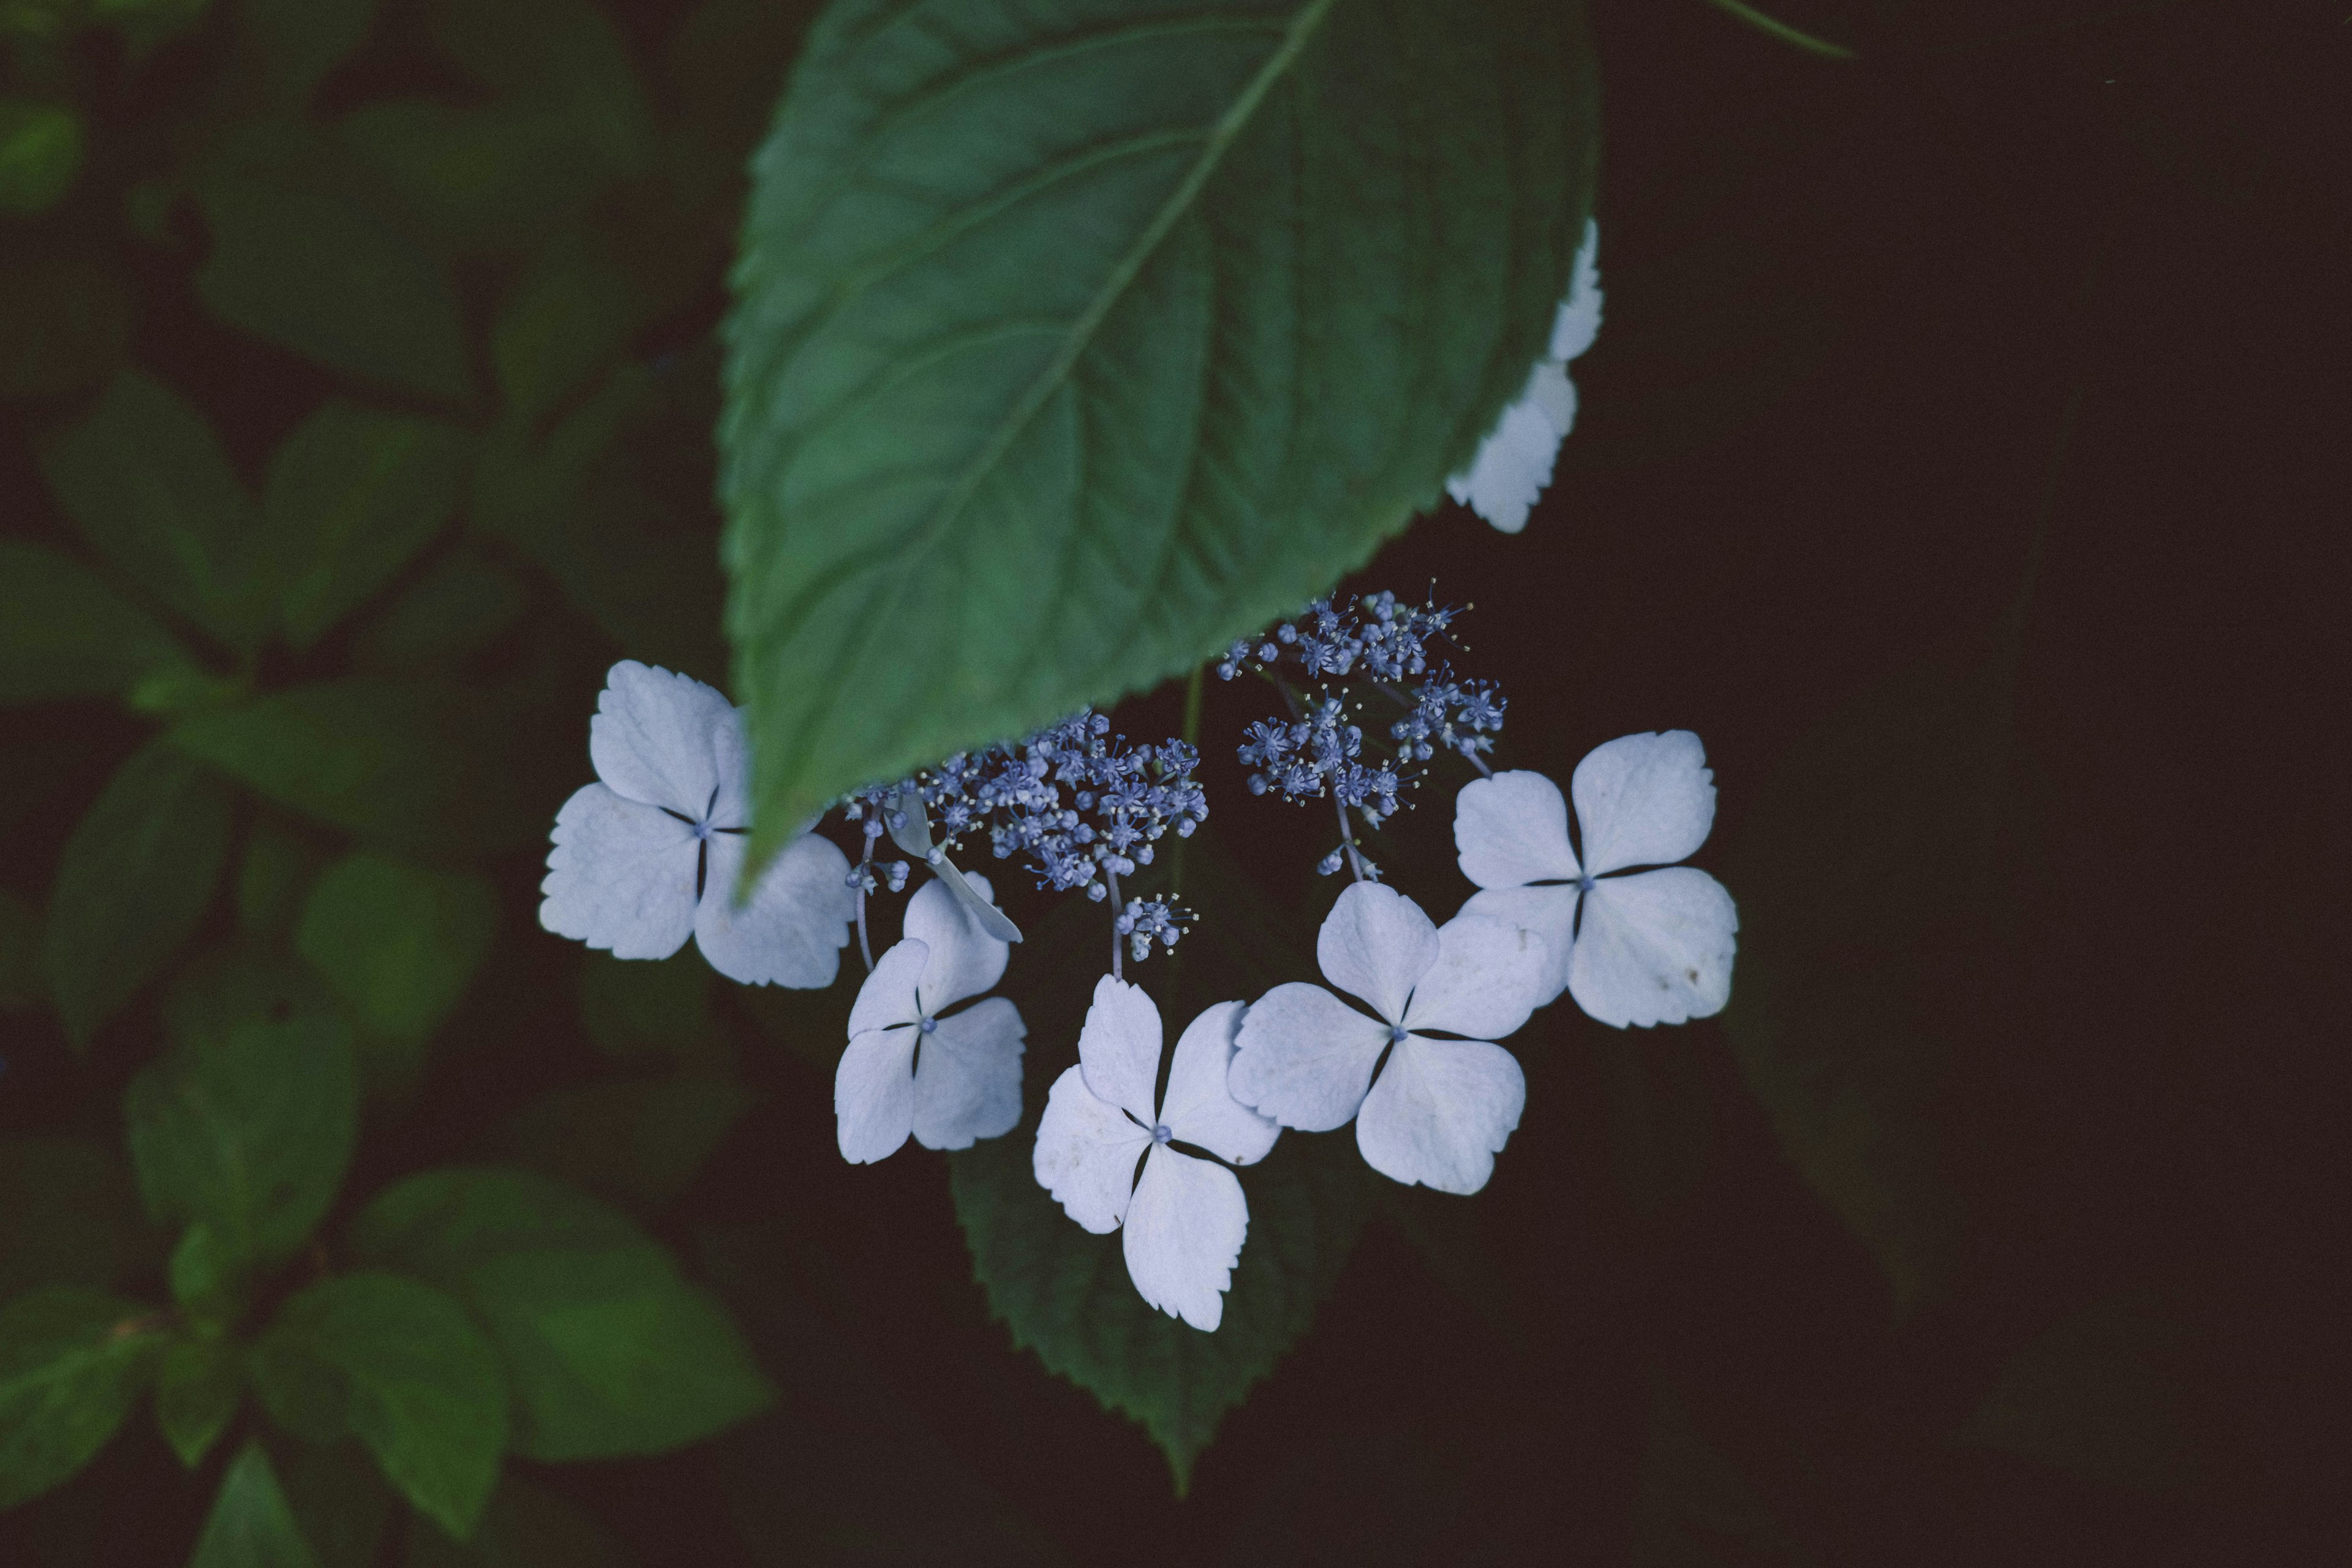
xmin=844 ymin=711 xmax=1207 ymax=961
xmin=1221 ymin=589 xmax=1507 ymax=873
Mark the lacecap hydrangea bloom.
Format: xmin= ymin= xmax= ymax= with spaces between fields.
xmin=540 ymin=662 xmax=853 ymax=985
xmin=1447 ymin=219 xmax=1604 ymax=533
xmin=835 ymin=873 xmax=1025 ymax=1163
xmin=1035 ymin=980 xmax=1278 ymax=1330
xmin=1229 ymin=882 xmax=1547 ymax=1194
xmin=1454 ymin=731 xmax=1737 ymax=1028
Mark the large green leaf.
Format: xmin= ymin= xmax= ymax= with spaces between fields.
xmin=36 ymin=369 xmax=268 ymax=655
xmin=0 ymin=1286 xmax=160 ymax=1509
xmin=195 ymin=123 xmax=474 ymax=404
xmin=0 ymin=1139 xmax=157 ymax=1302
xmin=349 ymin=1167 xmax=773 ymax=1461
xmin=40 ymin=741 xmax=236 ymax=1046
xmin=0 ymin=540 xmax=193 ymax=705
xmin=165 ymin=679 xmax=561 ymax=858
xmin=252 ymin=1273 xmax=508 ymax=1540
xmin=1720 ymin=639 xmax=2045 ymax=1311
xmin=295 ymin=853 xmax=499 ymax=1044
xmin=950 ymin=1110 xmax=1369 ymax=1491
xmin=274 ymin=1439 xmax=394 ymax=1568
xmin=190 ymin=1439 xmax=322 ymax=1568
xmin=720 ymin=0 xmax=1594 ymax=856
xmin=124 ymin=1013 xmax=359 ymax=1264
xmin=263 ymin=402 xmax=472 ymax=651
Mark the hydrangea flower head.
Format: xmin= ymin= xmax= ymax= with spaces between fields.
xmin=1033 ymin=981 xmax=1278 ymax=1330
xmin=540 ymin=662 xmax=853 ymax=985
xmin=835 ymin=872 xmax=1026 ymax=1163
xmin=1229 ymin=883 xmax=1547 ymax=1194
xmin=1447 ymin=219 xmax=1603 ymax=533
xmin=1454 ymin=731 xmax=1738 ymax=1028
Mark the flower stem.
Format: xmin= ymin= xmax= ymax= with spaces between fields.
xmin=1333 ymin=792 xmax=1368 ymax=882
xmin=1106 ymin=866 xmax=1125 ymax=981
xmin=854 ymin=829 xmax=877 ymax=973
xmin=1697 ymin=0 xmax=1857 ymax=59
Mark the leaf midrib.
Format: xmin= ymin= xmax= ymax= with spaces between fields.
xmin=781 ymin=0 xmax=1346 ymax=804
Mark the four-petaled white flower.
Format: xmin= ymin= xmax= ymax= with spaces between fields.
xmin=1454 ymin=731 xmax=1738 ymax=1028
xmin=1447 ymin=219 xmax=1604 ymax=534
xmin=835 ymin=873 xmax=1026 ymax=1163
xmin=540 ymin=662 xmax=853 ymax=986
xmin=1034 ymin=980 xmax=1278 ymax=1331
xmin=1229 ymin=883 xmax=1547 ymax=1195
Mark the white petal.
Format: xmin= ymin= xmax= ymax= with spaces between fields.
xmin=1403 ymin=913 xmax=1548 ymax=1042
xmin=588 ymin=660 xmax=743 ymax=820
xmin=1568 ymin=867 xmax=1738 ymax=1029
xmin=1455 ymin=770 xmax=1581 ymax=889
xmin=1571 ymin=731 xmax=1717 ymax=875
xmin=1460 ymin=884 xmax=1581 ymax=1008
xmin=538 ymin=783 xmax=698 ymax=960
xmin=834 ymin=1026 xmax=916 ymax=1164
xmin=1547 ymin=219 xmax=1604 ymax=362
xmin=695 ymin=831 xmax=854 ymax=987
xmin=1227 ymin=982 xmax=1392 ymax=1133
xmin=846 ymin=938 xmax=928 ymax=1038
xmin=1123 ymin=1145 xmax=1246 ymax=1332
xmin=1354 ymin=1036 xmax=1526 ymax=1195
xmin=1316 ymin=881 xmax=1438 ymax=1024
xmin=902 ymin=872 xmax=1008 ymax=1011
xmin=1158 ymin=1001 xmax=1278 ymax=1166
xmin=1526 ymin=358 xmax=1578 ymax=438
xmin=911 ymin=996 xmax=1025 ymax=1151
xmin=1033 ymin=1064 xmax=1149 ymax=1234
xmin=1445 ymin=390 xmax=1564 ymax=535
xmin=1076 ymin=974 xmax=1161 ymax=1125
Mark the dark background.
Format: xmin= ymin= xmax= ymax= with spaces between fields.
xmin=4 ymin=0 xmax=2342 ymax=1562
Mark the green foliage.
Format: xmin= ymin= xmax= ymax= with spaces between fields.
xmin=155 ymin=1331 xmax=243 ymax=1467
xmin=0 ymin=1140 xmax=156 ymax=1306
xmin=236 ymin=818 xmax=326 ymax=940
xmin=404 ymin=1476 xmax=634 ymax=1567
xmin=164 ymin=944 xmax=341 ymax=1054
xmin=1720 ymin=639 xmax=2043 ymax=1311
xmin=195 ymin=123 xmax=475 ymax=404
xmin=347 ymin=549 xmax=529 ymax=677
xmin=1956 ymin=1292 xmax=2196 ymax=1491
xmin=295 ymin=853 xmax=498 ymax=1044
xmin=36 ymin=370 xmax=269 ymax=657
xmin=262 ymin=403 xmax=471 ymax=652
xmin=0 ymin=100 xmax=82 ymax=214
xmin=0 ymin=541 xmax=192 ymax=707
xmin=0 ymin=247 xmax=137 ymax=402
xmin=274 ymin=1439 xmax=394 ymax=1568
xmin=252 ymin=1273 xmax=508 ymax=1539
xmin=190 ymin=1439 xmax=320 ymax=1568
xmin=0 ymin=1287 xmax=159 ymax=1509
xmin=166 ymin=679 xmax=560 ymax=858
xmin=0 ymin=891 xmax=42 ymax=1012
xmin=720 ymin=0 xmax=1594 ymax=856
xmin=241 ymin=0 xmax=380 ymax=110
xmin=335 ymin=100 xmax=611 ymax=260
xmin=350 ymin=1167 xmax=774 ymax=1461
xmin=576 ymin=951 xmax=728 ymax=1068
xmin=502 ymin=1076 xmax=755 ymax=1210
xmin=124 ymin=1013 xmax=359 ymax=1267
xmin=40 ymin=742 xmax=236 ymax=1046
xmin=951 ymin=1116 xmax=1370 ymax=1492
xmin=423 ymin=0 xmax=655 ymax=181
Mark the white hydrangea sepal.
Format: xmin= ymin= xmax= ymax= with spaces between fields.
xmin=1033 ymin=984 xmax=1276 ymax=1331
xmin=1446 ymin=219 xmax=1602 ymax=532
xmin=834 ymin=874 xmax=1026 ymax=1163
xmin=1229 ymin=883 xmax=1547 ymax=1195
xmin=1453 ymin=731 xmax=1738 ymax=1028
xmin=538 ymin=660 xmax=853 ymax=986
